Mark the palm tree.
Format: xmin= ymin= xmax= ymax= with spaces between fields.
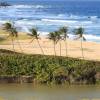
xmin=58 ymin=31 xmax=62 ymax=57
xmin=74 ymin=27 xmax=86 ymax=59
xmin=58 ymin=27 xmax=69 ymax=57
xmin=29 ymin=28 xmax=44 ymax=55
xmin=11 ymin=27 xmax=23 ymax=53
xmin=56 ymin=30 xmax=62 ymax=57
xmin=3 ymin=22 xmax=15 ymax=52
xmin=48 ymin=31 xmax=59 ymax=56
xmin=3 ymin=22 xmax=23 ymax=53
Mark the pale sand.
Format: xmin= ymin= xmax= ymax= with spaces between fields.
xmin=0 ymin=36 xmax=100 ymax=61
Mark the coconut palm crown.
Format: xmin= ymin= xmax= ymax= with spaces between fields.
xmin=48 ymin=31 xmax=60 ymax=44
xmin=3 ymin=22 xmax=18 ymax=37
xmin=58 ymin=27 xmax=68 ymax=39
xmin=48 ymin=31 xmax=60 ymax=56
xmin=3 ymin=22 xmax=23 ymax=53
xmin=74 ymin=27 xmax=86 ymax=41
xmin=3 ymin=22 xmax=12 ymax=30
xmin=30 ymin=28 xmax=39 ymax=39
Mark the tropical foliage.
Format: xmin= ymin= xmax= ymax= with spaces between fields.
xmin=0 ymin=49 xmax=100 ymax=84
xmin=29 ymin=28 xmax=44 ymax=54
xmin=48 ymin=31 xmax=60 ymax=56
xmin=58 ymin=27 xmax=69 ymax=56
xmin=3 ymin=22 xmax=23 ymax=52
xmin=0 ymin=23 xmax=100 ymax=85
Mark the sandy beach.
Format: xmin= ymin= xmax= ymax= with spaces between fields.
xmin=0 ymin=33 xmax=100 ymax=61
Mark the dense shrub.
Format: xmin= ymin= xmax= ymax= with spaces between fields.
xmin=0 ymin=49 xmax=100 ymax=84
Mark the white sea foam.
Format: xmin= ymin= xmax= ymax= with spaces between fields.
xmin=58 ymin=14 xmax=65 ymax=17
xmin=0 ymin=1 xmax=100 ymax=43
xmin=90 ymin=16 xmax=98 ymax=20
xmin=0 ymin=6 xmax=100 ymax=43
xmin=67 ymin=15 xmax=86 ymax=19
xmin=41 ymin=19 xmax=95 ymax=28
xmin=68 ymin=34 xmax=100 ymax=42
xmin=0 ymin=19 xmax=100 ymax=42
xmin=11 ymin=5 xmax=32 ymax=9
xmin=8 ymin=5 xmax=50 ymax=9
xmin=28 ymin=31 xmax=100 ymax=42
xmin=0 ymin=20 xmax=6 ymax=24
xmin=84 ymin=34 xmax=100 ymax=40
xmin=41 ymin=19 xmax=78 ymax=23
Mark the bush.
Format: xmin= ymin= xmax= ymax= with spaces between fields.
xmin=0 ymin=49 xmax=100 ymax=84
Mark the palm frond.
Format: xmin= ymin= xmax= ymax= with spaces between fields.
xmin=48 ymin=31 xmax=59 ymax=44
xmin=83 ymin=36 xmax=86 ymax=41
xmin=29 ymin=28 xmax=39 ymax=39
xmin=59 ymin=26 xmax=68 ymax=33
xmin=74 ymin=27 xmax=84 ymax=36
xmin=74 ymin=27 xmax=86 ymax=41
xmin=58 ymin=26 xmax=68 ymax=40
xmin=10 ymin=28 xmax=18 ymax=37
xmin=3 ymin=22 xmax=12 ymax=30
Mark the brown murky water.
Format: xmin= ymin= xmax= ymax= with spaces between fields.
xmin=0 ymin=84 xmax=100 ymax=100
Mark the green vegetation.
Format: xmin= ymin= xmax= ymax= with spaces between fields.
xmin=0 ymin=49 xmax=100 ymax=85
xmin=0 ymin=22 xmax=100 ymax=85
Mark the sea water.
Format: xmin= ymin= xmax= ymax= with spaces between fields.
xmin=0 ymin=0 xmax=100 ymax=42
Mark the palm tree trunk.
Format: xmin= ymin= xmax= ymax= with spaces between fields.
xmin=65 ymin=39 xmax=68 ymax=57
xmin=11 ymin=37 xmax=15 ymax=52
xmin=29 ymin=38 xmax=35 ymax=50
xmin=31 ymin=41 xmax=35 ymax=49
xmin=81 ymin=39 xmax=84 ymax=59
xmin=37 ymin=39 xmax=44 ymax=55
xmin=54 ymin=42 xmax=56 ymax=56
xmin=59 ymin=41 xmax=61 ymax=56
xmin=29 ymin=38 xmax=34 ymax=43
xmin=16 ymin=38 xmax=23 ymax=53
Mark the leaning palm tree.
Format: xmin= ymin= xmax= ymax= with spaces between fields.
xmin=3 ymin=22 xmax=15 ymax=52
xmin=48 ymin=31 xmax=59 ymax=56
xmin=3 ymin=22 xmax=23 ymax=53
xmin=29 ymin=28 xmax=44 ymax=55
xmin=11 ymin=27 xmax=23 ymax=53
xmin=56 ymin=30 xmax=62 ymax=57
xmin=74 ymin=27 xmax=86 ymax=59
xmin=58 ymin=27 xmax=69 ymax=57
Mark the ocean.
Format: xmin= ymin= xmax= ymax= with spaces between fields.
xmin=0 ymin=0 xmax=100 ymax=42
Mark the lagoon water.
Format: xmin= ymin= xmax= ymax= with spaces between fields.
xmin=0 ymin=84 xmax=100 ymax=100
xmin=0 ymin=0 xmax=100 ymax=42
